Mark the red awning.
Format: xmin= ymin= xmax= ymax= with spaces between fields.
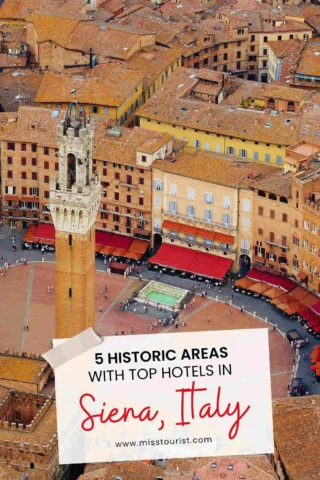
xmin=129 ymin=239 xmax=149 ymax=254
xmin=34 ymin=223 xmax=55 ymax=241
xmin=215 ymin=233 xmax=234 ymax=245
xmin=20 ymin=196 xmax=39 ymax=202
xmin=149 ymin=244 xmax=232 ymax=279
xmin=310 ymin=301 xmax=320 ymax=316
xmin=188 ymin=252 xmax=233 ymax=279
xmin=99 ymin=245 xmax=115 ymax=255
xmin=297 ymin=271 xmax=308 ymax=280
xmin=246 ymin=269 xmax=296 ymax=292
xmin=112 ymin=248 xmax=127 ymax=257
xmin=123 ymin=251 xmax=143 ymax=260
xmin=162 ymin=220 xmax=180 ymax=232
xmin=179 ymin=224 xmax=198 ymax=236
xmin=300 ymin=293 xmax=319 ymax=307
xmin=149 ymin=244 xmax=196 ymax=271
xmin=95 ymin=230 xmax=133 ymax=249
xmin=289 ymin=287 xmax=309 ymax=301
xmin=197 ymin=229 xmax=216 ymax=241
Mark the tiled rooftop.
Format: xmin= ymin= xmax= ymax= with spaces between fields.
xmin=93 ymin=124 xmax=172 ymax=164
xmin=153 ymin=150 xmax=279 ymax=189
xmin=35 ymin=65 xmax=145 ymax=107
xmin=1 ymin=106 xmax=64 ymax=147
xmin=250 ymin=170 xmax=293 ymax=197
xmin=137 ymin=68 xmax=320 ymax=146
xmin=295 ymin=41 xmax=320 ymax=78
xmin=273 ymin=396 xmax=320 ymax=480
xmin=0 ymin=355 xmax=46 ymax=384
xmin=0 ymin=70 xmax=43 ymax=112
xmin=0 ymin=464 xmax=25 ymax=480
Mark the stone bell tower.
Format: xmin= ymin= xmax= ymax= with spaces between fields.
xmin=50 ymin=102 xmax=100 ymax=338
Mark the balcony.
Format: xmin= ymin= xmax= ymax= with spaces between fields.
xmin=241 ymin=248 xmax=250 ymax=254
xmin=265 ymin=237 xmax=288 ymax=250
xmin=119 ymin=182 xmax=138 ymax=189
xmin=163 ymin=232 xmax=236 ymax=254
xmin=154 ymin=227 xmax=162 ymax=233
xmin=162 ymin=210 xmax=236 ymax=231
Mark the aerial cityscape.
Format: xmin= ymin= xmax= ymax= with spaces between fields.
xmin=0 ymin=0 xmax=319 ymax=478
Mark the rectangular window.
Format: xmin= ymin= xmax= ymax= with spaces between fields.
xmin=92 ymin=106 xmax=98 ymax=114
xmin=295 ymin=219 xmax=299 ymax=228
xmin=204 ymin=193 xmax=214 ymax=204
xmin=263 ymin=36 xmax=268 ymax=42
xmin=282 ymin=213 xmax=287 ymax=222
xmin=127 ymin=194 xmax=131 ymax=203
xmin=139 ymin=197 xmax=144 ymax=206
xmin=126 ymin=175 xmax=132 ymax=185
xmin=265 ymin=153 xmax=270 ymax=163
xmin=188 ymin=187 xmax=195 ymax=201
xmin=293 ymin=258 xmax=299 ymax=270
xmin=282 ymin=236 xmax=287 ymax=246
xmin=240 ymin=149 xmax=247 ymax=158
xmin=194 ymin=140 xmax=201 ymax=148
xmin=44 ymin=147 xmax=49 ymax=155
xmin=270 ymin=210 xmax=275 ymax=219
xmin=7 ymin=142 xmax=15 ymax=150
xmin=139 ymin=177 xmax=144 ymax=185
xmin=32 ymin=172 xmax=37 ymax=180
xmin=21 ymin=172 xmax=26 ymax=179
xmin=259 ymin=206 xmax=263 ymax=216
xmin=115 ymin=172 xmax=120 ymax=180
xmin=44 ymin=161 xmax=49 ymax=169
xmin=155 ymin=196 xmax=161 ymax=207
xmin=169 ymin=201 xmax=178 ymax=214
xmin=242 ymin=217 xmax=249 ymax=228
xmin=141 ymin=155 xmax=147 ymax=163
xmin=104 ymin=107 xmax=109 ymax=115
xmin=222 ymin=213 xmax=230 ymax=226
xmin=263 ymin=48 xmax=268 ymax=56
xmin=55 ymin=163 xmax=59 ymax=171
xmin=170 ymin=183 xmax=177 ymax=196
xmin=204 ymin=209 xmax=213 ymax=222
xmin=32 ymin=144 xmax=37 ymax=152
xmin=21 ymin=158 xmax=26 ymax=166
xmin=44 ymin=176 xmax=49 ymax=183
xmin=237 ymin=51 xmax=241 ymax=58
xmin=223 ymin=196 xmax=231 ymax=208
xmin=7 ymin=170 xmax=13 ymax=179
xmin=311 ymin=244 xmax=317 ymax=255
xmin=32 ymin=158 xmax=37 ymax=166
xmin=186 ymin=205 xmax=196 ymax=218
xmin=115 ymin=192 xmax=119 ymax=201
xmin=223 ymin=53 xmax=228 ymax=60
xmin=44 ymin=191 xmax=49 ymax=199
xmin=251 ymin=35 xmax=255 ymax=42
xmin=30 ymin=187 xmax=38 ymax=195
xmin=7 ymin=157 xmax=12 ymax=164
xmin=276 ymin=155 xmax=282 ymax=165
xmin=227 ymin=146 xmax=234 ymax=155
xmin=304 ymin=220 xmax=309 ymax=230
xmin=312 ymin=224 xmax=317 ymax=235
xmin=153 ymin=180 xmax=163 ymax=191
xmin=22 ymin=187 xmax=27 ymax=194
xmin=258 ymin=228 xmax=263 ymax=235
xmin=21 ymin=143 xmax=26 ymax=151
xmin=243 ymin=199 xmax=250 ymax=212
xmin=253 ymin=152 xmax=259 ymax=161
xmin=205 ymin=142 xmax=210 ymax=151
xmin=103 ymin=168 xmax=107 ymax=176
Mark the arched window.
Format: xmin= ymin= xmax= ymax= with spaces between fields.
xmin=269 ymin=193 xmax=277 ymax=201
xmin=280 ymin=196 xmax=288 ymax=204
xmin=69 ymin=234 xmax=72 ymax=246
xmin=258 ymin=190 xmax=266 ymax=197
xmin=288 ymin=101 xmax=295 ymax=112
xmin=67 ymin=153 xmax=76 ymax=189
xmin=267 ymin=98 xmax=275 ymax=109
xmin=30 ymin=463 xmax=35 ymax=469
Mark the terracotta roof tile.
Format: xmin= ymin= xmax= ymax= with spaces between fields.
xmin=0 ymin=464 xmax=25 ymax=480
xmin=137 ymin=68 xmax=320 ymax=146
xmin=0 ymin=70 xmax=43 ymax=111
xmin=273 ymin=396 xmax=320 ymax=480
xmin=26 ymin=12 xmax=79 ymax=46
xmin=154 ymin=149 xmax=279 ymax=189
xmin=295 ymin=41 xmax=320 ymax=78
xmin=35 ymin=65 xmax=145 ymax=107
xmin=0 ymin=355 xmax=47 ymax=384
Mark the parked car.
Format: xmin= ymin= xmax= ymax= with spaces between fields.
xmin=289 ymin=378 xmax=307 ymax=397
xmin=286 ymin=329 xmax=305 ymax=347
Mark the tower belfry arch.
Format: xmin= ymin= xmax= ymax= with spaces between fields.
xmin=49 ymin=102 xmax=101 ymax=338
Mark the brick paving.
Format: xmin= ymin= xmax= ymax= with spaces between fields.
xmin=0 ymin=263 xmax=295 ymax=398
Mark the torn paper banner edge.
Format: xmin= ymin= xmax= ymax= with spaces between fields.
xmin=42 ymin=328 xmax=102 ymax=369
